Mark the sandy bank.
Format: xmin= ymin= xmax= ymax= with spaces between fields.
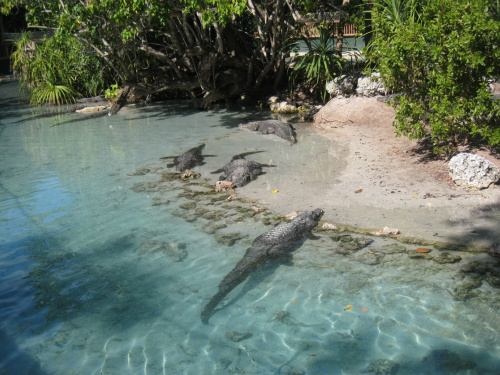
xmin=240 ymin=96 xmax=500 ymax=250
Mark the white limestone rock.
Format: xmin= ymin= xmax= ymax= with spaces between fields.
xmin=326 ymin=75 xmax=355 ymax=97
xmin=355 ymin=72 xmax=386 ymax=97
xmin=448 ymin=153 xmax=500 ymax=190
xmin=270 ymin=101 xmax=299 ymax=113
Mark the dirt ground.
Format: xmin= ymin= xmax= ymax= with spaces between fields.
xmin=309 ymin=96 xmax=500 ymax=250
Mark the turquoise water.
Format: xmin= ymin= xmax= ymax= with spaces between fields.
xmin=0 ymin=82 xmax=499 ymax=375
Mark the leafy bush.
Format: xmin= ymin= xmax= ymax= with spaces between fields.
xmin=105 ymin=83 xmax=121 ymax=99
xmin=367 ymin=0 xmax=500 ymax=153
xmin=12 ymin=32 xmax=110 ymax=105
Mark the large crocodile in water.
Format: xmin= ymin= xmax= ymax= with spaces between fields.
xmin=201 ymin=208 xmax=324 ymax=324
xmin=239 ymin=120 xmax=296 ymax=143
xmin=160 ymin=144 xmax=208 ymax=171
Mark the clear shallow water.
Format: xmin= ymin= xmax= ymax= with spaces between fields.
xmin=0 ymin=82 xmax=499 ymax=375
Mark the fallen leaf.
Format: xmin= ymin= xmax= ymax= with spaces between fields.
xmin=291 ymin=299 xmax=297 ymax=303
xmin=416 ymin=247 xmax=430 ymax=253
xmin=311 ymin=354 xmax=317 ymax=357
xmin=272 ymin=189 xmax=279 ymax=194
xmin=323 ymin=265 xmax=328 ymax=268
xmin=368 ymin=251 xmax=374 ymax=254
xmin=344 ymin=305 xmax=353 ymax=311
xmin=413 ymin=196 xmax=418 ymax=199
xmin=361 ymin=308 xmax=369 ymax=312
xmin=354 ymin=189 xmax=363 ymax=194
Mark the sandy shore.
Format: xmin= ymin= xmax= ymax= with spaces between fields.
xmin=242 ymin=97 xmax=500 ymax=250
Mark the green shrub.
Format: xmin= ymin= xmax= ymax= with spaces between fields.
xmin=12 ymin=32 xmax=110 ymax=105
xmin=368 ymin=0 xmax=500 ymax=153
xmin=105 ymin=83 xmax=121 ymax=99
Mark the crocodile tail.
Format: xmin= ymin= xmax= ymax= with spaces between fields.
xmin=201 ymin=290 xmax=227 ymax=324
xmin=200 ymin=259 xmax=260 ymax=324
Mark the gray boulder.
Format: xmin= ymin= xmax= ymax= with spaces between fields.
xmin=448 ymin=153 xmax=500 ymax=189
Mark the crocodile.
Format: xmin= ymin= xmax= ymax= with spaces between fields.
xmin=211 ymin=153 xmax=270 ymax=188
xmin=239 ymin=120 xmax=296 ymax=143
xmin=161 ymin=144 xmax=208 ymax=171
xmin=201 ymin=208 xmax=324 ymax=324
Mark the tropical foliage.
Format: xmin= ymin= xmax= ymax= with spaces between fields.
xmin=368 ymin=0 xmax=500 ymax=152
xmin=11 ymin=31 xmax=109 ymax=105
xmin=2 ymin=0 xmax=367 ymax=109
xmin=290 ymin=27 xmax=345 ymax=102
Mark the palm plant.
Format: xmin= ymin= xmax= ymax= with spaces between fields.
xmin=12 ymin=33 xmax=109 ymax=106
xmin=372 ymin=0 xmax=422 ymax=26
xmin=11 ymin=31 xmax=37 ymax=96
xmin=28 ymin=38 xmax=80 ymax=105
xmin=289 ymin=27 xmax=344 ymax=102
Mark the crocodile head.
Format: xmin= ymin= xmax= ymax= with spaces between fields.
xmin=311 ymin=208 xmax=324 ymax=221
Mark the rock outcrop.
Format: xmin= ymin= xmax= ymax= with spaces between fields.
xmin=355 ymin=72 xmax=386 ymax=97
xmin=448 ymin=153 xmax=500 ymax=189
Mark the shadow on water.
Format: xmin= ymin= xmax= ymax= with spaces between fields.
xmin=13 ymin=105 xmax=86 ymax=124
xmin=0 ymin=329 xmax=47 ymax=375
xmin=49 ymin=110 xmax=108 ymax=126
xmin=3 ymin=231 xmax=177 ymax=337
xmin=0 ymin=83 xmax=31 ymax=123
xmin=276 ymin=342 xmax=500 ymax=374
xmin=124 ymin=101 xmax=272 ymax=130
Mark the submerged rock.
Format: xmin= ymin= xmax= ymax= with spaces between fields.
xmin=137 ymin=240 xmax=188 ymax=262
xmin=151 ymin=197 xmax=170 ymax=206
xmin=272 ymin=310 xmax=308 ymax=326
xmin=179 ymin=202 xmax=196 ymax=210
xmin=214 ymin=232 xmax=248 ymax=246
xmin=448 ymin=153 xmax=500 ymax=189
xmin=454 ymin=278 xmax=482 ymax=301
xmin=226 ymin=330 xmax=253 ymax=342
xmin=128 ymin=167 xmax=150 ymax=176
xmin=363 ymin=358 xmax=399 ymax=375
xmin=379 ymin=243 xmax=407 ymax=254
xmin=432 ymin=252 xmax=462 ymax=264
xmin=352 ymin=250 xmax=384 ymax=265
xmin=202 ymin=222 xmax=227 ymax=234
xmin=407 ymin=250 xmax=433 ymax=260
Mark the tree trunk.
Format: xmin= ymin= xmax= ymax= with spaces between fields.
xmin=108 ymin=86 xmax=131 ymax=116
xmin=336 ymin=0 xmax=351 ymax=57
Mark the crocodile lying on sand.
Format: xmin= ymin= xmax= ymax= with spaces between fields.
xmin=239 ymin=120 xmax=296 ymax=143
xmin=212 ymin=153 xmax=270 ymax=188
xmin=161 ymin=144 xmax=208 ymax=171
xmin=201 ymin=208 xmax=324 ymax=324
